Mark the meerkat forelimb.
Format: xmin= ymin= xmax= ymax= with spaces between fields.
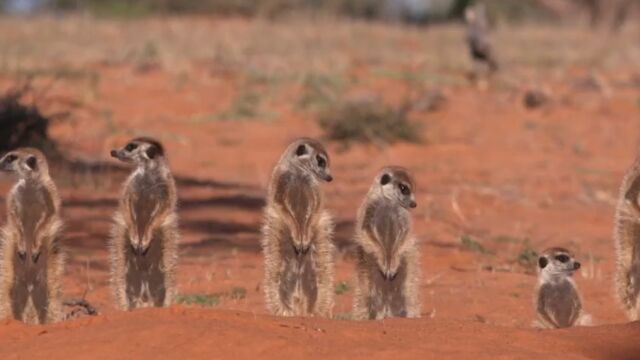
xmin=614 ymin=157 xmax=640 ymax=320
xmin=534 ymin=247 xmax=591 ymax=329
xmin=261 ymin=138 xmax=335 ymax=317
xmin=353 ymin=167 xmax=421 ymax=320
xmin=0 ymin=148 xmax=65 ymax=324
xmin=109 ymin=138 xmax=179 ymax=310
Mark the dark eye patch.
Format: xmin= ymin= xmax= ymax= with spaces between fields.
xmin=5 ymin=154 xmax=17 ymax=163
xmin=296 ymin=144 xmax=307 ymax=156
xmin=555 ymin=254 xmax=569 ymax=263
xmin=26 ymin=156 xmax=37 ymax=170
xmin=399 ymin=183 xmax=411 ymax=195
xmin=380 ymin=174 xmax=391 ymax=185
xmin=538 ymin=257 xmax=548 ymax=269
xmin=316 ymin=155 xmax=326 ymax=168
xmin=125 ymin=143 xmax=138 ymax=152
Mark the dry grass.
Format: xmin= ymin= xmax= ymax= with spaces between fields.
xmin=0 ymin=16 xmax=637 ymax=81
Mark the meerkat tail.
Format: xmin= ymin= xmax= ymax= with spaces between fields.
xmin=403 ymin=239 xmax=421 ymax=318
xmin=159 ymin=213 xmax=179 ymax=307
xmin=614 ymin=205 xmax=640 ymax=319
xmin=109 ymin=212 xmax=129 ymax=310
xmin=311 ymin=210 xmax=335 ymax=318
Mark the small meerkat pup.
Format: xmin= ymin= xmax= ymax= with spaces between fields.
xmin=353 ymin=167 xmax=420 ymax=320
xmin=534 ymin=247 xmax=591 ymax=329
xmin=109 ymin=138 xmax=179 ymax=310
xmin=0 ymin=148 xmax=64 ymax=324
xmin=261 ymin=138 xmax=335 ymax=317
xmin=614 ymin=157 xmax=640 ymax=320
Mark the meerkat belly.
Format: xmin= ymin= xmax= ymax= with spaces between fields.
xmin=15 ymin=185 xmax=52 ymax=244
xmin=541 ymin=283 xmax=580 ymax=327
xmin=124 ymin=229 xmax=167 ymax=308
xmin=131 ymin=175 xmax=169 ymax=240
xmin=276 ymin=172 xmax=319 ymax=242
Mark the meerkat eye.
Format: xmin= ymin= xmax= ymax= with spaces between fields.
xmin=25 ymin=156 xmax=37 ymax=170
xmin=538 ymin=257 xmax=548 ymax=269
xmin=399 ymin=183 xmax=410 ymax=195
xmin=5 ymin=154 xmax=17 ymax=163
xmin=380 ymin=174 xmax=391 ymax=185
xmin=555 ymin=254 xmax=570 ymax=263
xmin=316 ymin=155 xmax=326 ymax=168
xmin=125 ymin=143 xmax=138 ymax=152
xmin=295 ymin=144 xmax=307 ymax=157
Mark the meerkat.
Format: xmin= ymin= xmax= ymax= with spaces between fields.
xmin=261 ymin=138 xmax=335 ymax=317
xmin=534 ymin=247 xmax=591 ymax=329
xmin=353 ymin=167 xmax=420 ymax=320
xmin=109 ymin=138 xmax=179 ymax=310
xmin=614 ymin=157 xmax=640 ymax=320
xmin=465 ymin=3 xmax=498 ymax=74
xmin=0 ymin=148 xmax=64 ymax=324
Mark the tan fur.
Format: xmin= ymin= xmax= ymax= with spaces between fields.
xmin=353 ymin=167 xmax=420 ymax=320
xmin=109 ymin=138 xmax=179 ymax=310
xmin=614 ymin=156 xmax=640 ymax=320
xmin=534 ymin=247 xmax=590 ymax=329
xmin=0 ymin=148 xmax=65 ymax=324
xmin=261 ymin=138 xmax=335 ymax=317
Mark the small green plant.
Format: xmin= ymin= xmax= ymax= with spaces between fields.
xmin=176 ymin=287 xmax=247 ymax=306
xmin=175 ymin=293 xmax=220 ymax=307
xmin=317 ymin=99 xmax=420 ymax=145
xmin=217 ymin=90 xmax=263 ymax=120
xmin=228 ymin=287 xmax=247 ymax=300
xmin=335 ymin=281 xmax=350 ymax=295
xmin=297 ymin=72 xmax=344 ymax=111
xmin=493 ymin=235 xmax=520 ymax=244
xmin=460 ymin=234 xmax=491 ymax=254
xmin=517 ymin=239 xmax=538 ymax=271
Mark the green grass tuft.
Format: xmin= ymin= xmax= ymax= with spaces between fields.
xmin=335 ymin=281 xmax=350 ymax=295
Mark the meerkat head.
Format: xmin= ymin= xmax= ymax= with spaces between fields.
xmin=376 ymin=166 xmax=417 ymax=209
xmin=110 ymin=137 xmax=165 ymax=167
xmin=285 ymin=138 xmax=333 ymax=182
xmin=538 ymin=247 xmax=581 ymax=282
xmin=464 ymin=7 xmax=476 ymax=23
xmin=0 ymin=148 xmax=49 ymax=180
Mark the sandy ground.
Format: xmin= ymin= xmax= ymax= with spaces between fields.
xmin=0 ymin=17 xmax=639 ymax=359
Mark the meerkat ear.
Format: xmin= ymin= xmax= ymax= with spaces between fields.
xmin=380 ymin=174 xmax=391 ymax=185
xmin=25 ymin=156 xmax=38 ymax=170
xmin=295 ymin=144 xmax=307 ymax=156
xmin=538 ymin=256 xmax=548 ymax=269
xmin=145 ymin=145 xmax=158 ymax=159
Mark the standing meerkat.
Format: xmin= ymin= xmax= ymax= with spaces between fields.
xmin=353 ymin=167 xmax=420 ymax=320
xmin=534 ymin=247 xmax=591 ymax=329
xmin=261 ymin=138 xmax=335 ymax=317
xmin=109 ymin=138 xmax=179 ymax=310
xmin=614 ymin=157 xmax=640 ymax=320
xmin=0 ymin=148 xmax=64 ymax=324
xmin=465 ymin=3 xmax=498 ymax=74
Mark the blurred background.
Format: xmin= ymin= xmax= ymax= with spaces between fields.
xmin=0 ymin=0 xmax=639 ymax=326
